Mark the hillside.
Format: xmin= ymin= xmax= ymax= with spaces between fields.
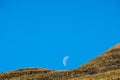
xmin=76 ymin=44 xmax=120 ymax=74
xmin=71 ymin=69 xmax=120 ymax=80
xmin=0 ymin=43 xmax=120 ymax=80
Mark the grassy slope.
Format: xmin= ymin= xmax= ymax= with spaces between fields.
xmin=0 ymin=69 xmax=84 ymax=80
xmin=70 ymin=69 xmax=120 ymax=80
xmin=1 ymin=69 xmax=120 ymax=80
xmin=76 ymin=44 xmax=120 ymax=74
xmin=0 ymin=44 xmax=120 ymax=80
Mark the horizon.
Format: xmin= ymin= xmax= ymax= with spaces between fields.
xmin=0 ymin=0 xmax=120 ymax=72
xmin=2 ymin=43 xmax=120 ymax=73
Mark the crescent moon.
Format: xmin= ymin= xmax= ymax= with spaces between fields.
xmin=63 ymin=56 xmax=70 ymax=67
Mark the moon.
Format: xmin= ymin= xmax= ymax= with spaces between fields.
xmin=63 ymin=56 xmax=70 ymax=67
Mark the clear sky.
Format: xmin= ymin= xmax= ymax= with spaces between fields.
xmin=0 ymin=0 xmax=120 ymax=72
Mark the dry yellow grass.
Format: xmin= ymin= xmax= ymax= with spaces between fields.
xmin=70 ymin=69 xmax=120 ymax=80
xmin=77 ymin=44 xmax=120 ymax=73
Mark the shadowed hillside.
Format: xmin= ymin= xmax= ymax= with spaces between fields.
xmin=0 ymin=44 xmax=120 ymax=80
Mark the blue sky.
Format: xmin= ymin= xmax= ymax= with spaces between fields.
xmin=0 ymin=0 xmax=120 ymax=72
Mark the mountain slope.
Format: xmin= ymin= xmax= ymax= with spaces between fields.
xmin=0 ymin=43 xmax=120 ymax=80
xmin=76 ymin=44 xmax=120 ymax=74
xmin=71 ymin=69 xmax=120 ymax=80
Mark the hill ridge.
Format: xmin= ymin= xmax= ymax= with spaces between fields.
xmin=0 ymin=43 xmax=120 ymax=80
xmin=76 ymin=43 xmax=120 ymax=74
